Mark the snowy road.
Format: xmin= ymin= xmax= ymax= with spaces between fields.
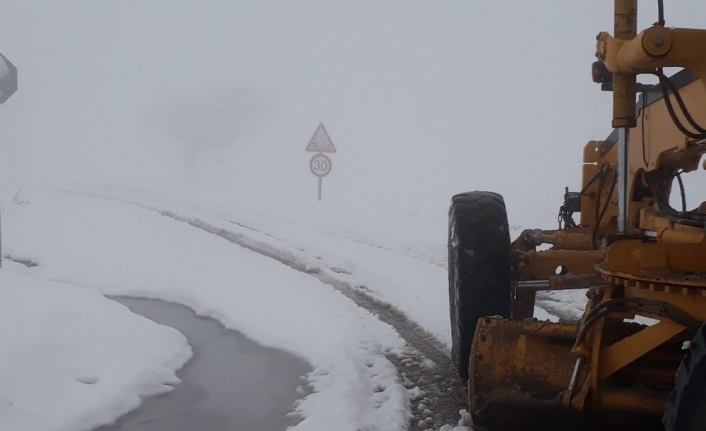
xmin=37 ymin=185 xmax=473 ymax=429
xmin=96 ymin=297 xmax=311 ymax=431
xmin=2 ymin=186 xmax=414 ymax=431
xmin=0 ymin=184 xmax=588 ymax=431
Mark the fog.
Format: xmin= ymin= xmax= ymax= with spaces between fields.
xmin=1 ymin=1 xmax=705 ymax=229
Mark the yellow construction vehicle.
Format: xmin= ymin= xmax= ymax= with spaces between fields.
xmin=447 ymin=2 xmax=706 ymax=430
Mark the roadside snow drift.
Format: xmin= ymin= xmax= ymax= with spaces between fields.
xmin=0 ymin=269 xmax=191 ymax=431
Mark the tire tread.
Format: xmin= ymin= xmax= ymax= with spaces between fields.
xmin=448 ymin=191 xmax=512 ymax=379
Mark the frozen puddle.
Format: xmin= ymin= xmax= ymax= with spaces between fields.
xmin=96 ymin=297 xmax=312 ymax=431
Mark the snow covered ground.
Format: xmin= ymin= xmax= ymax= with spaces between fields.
xmin=48 ymin=182 xmax=569 ymax=343
xmin=1 ymin=185 xmax=422 ymax=431
xmin=0 ymin=268 xmax=191 ymax=431
xmin=0 ymin=183 xmax=585 ymax=431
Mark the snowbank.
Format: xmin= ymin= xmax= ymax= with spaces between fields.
xmin=0 ymin=269 xmax=191 ymax=431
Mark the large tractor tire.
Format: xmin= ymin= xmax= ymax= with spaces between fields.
xmin=663 ymin=325 xmax=706 ymax=431
xmin=448 ymin=191 xmax=512 ymax=380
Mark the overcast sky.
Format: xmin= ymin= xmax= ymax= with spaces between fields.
xmin=1 ymin=1 xmax=705 ymax=228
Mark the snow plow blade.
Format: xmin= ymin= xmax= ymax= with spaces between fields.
xmin=469 ymin=317 xmax=579 ymax=430
xmin=468 ymin=317 xmax=663 ymax=431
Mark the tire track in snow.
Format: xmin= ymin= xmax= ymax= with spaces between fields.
xmin=162 ymin=212 xmax=451 ymax=357
xmin=48 ymin=187 xmax=468 ymax=430
xmin=161 ymin=214 xmax=468 ymax=431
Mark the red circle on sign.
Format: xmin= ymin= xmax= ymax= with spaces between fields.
xmin=309 ymin=154 xmax=332 ymax=177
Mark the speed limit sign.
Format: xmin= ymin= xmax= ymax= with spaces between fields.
xmin=309 ymin=154 xmax=332 ymax=177
xmin=305 ymin=123 xmax=336 ymax=201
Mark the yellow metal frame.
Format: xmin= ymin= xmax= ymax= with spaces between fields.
xmin=468 ymin=1 xmax=706 ymax=428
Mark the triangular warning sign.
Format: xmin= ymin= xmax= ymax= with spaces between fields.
xmin=305 ymin=123 xmax=337 ymax=153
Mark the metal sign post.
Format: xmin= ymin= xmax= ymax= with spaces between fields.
xmin=305 ymin=123 xmax=336 ymax=201
xmin=309 ymin=153 xmax=332 ymax=201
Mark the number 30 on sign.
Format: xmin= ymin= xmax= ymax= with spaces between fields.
xmin=309 ymin=154 xmax=332 ymax=177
